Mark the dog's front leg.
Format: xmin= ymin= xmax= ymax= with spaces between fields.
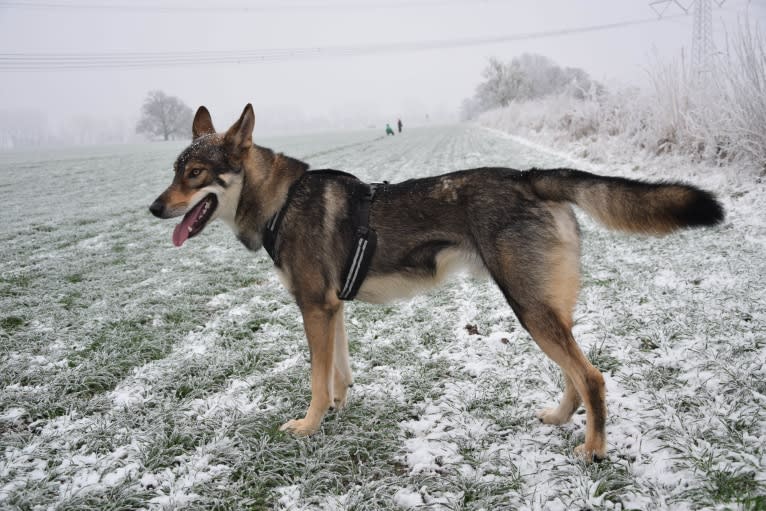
xmin=279 ymin=301 xmax=338 ymax=436
xmin=332 ymin=302 xmax=353 ymax=410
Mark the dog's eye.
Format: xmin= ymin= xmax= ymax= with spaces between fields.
xmin=189 ymin=168 xmax=203 ymax=178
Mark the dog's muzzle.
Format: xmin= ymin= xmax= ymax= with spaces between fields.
xmin=149 ymin=199 xmax=165 ymax=218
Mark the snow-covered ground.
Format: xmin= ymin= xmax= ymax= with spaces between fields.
xmin=1 ymin=125 xmax=764 ymax=510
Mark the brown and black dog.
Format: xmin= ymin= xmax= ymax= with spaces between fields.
xmin=149 ymin=104 xmax=724 ymax=461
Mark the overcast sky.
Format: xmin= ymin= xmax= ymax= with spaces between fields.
xmin=0 ymin=0 xmax=762 ymax=134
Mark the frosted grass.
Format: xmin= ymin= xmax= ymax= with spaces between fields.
xmin=1 ymin=125 xmax=763 ymax=510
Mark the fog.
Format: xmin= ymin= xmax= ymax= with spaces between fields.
xmin=0 ymin=0 xmax=761 ymax=146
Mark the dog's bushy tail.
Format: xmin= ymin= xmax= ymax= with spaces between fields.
xmin=528 ymin=168 xmax=725 ymax=235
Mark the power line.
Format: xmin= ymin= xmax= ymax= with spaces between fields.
xmin=0 ymin=15 xmax=686 ymax=72
xmin=0 ymin=0 xmax=498 ymax=12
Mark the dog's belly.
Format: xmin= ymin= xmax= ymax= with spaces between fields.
xmin=355 ymin=248 xmax=487 ymax=304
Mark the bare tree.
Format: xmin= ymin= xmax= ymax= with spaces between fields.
xmin=476 ymin=57 xmax=516 ymax=109
xmin=136 ymin=90 xmax=193 ymax=141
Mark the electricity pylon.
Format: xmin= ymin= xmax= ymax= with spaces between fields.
xmin=649 ymin=0 xmax=727 ymax=74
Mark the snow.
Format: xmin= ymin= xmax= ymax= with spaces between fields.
xmin=392 ymin=487 xmax=424 ymax=508
xmin=276 ymin=484 xmax=301 ymax=509
xmin=1 ymin=124 xmax=764 ymax=509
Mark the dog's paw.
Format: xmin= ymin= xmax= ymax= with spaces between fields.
xmin=574 ymin=443 xmax=607 ymax=463
xmin=279 ymin=418 xmax=319 ymax=436
xmin=536 ymin=407 xmax=571 ymax=425
xmin=332 ymin=386 xmax=350 ymax=411
xmin=331 ymin=395 xmax=348 ymax=411
xmin=332 ymin=372 xmax=352 ymax=411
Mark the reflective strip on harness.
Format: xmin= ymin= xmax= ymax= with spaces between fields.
xmin=338 ymin=230 xmax=376 ymax=301
xmin=340 ymin=238 xmax=367 ymax=298
xmin=338 ymin=182 xmax=379 ymax=301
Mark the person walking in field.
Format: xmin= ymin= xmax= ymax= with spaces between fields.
xmin=386 ymin=123 xmax=395 ymax=136
xmin=397 ymin=118 xmax=403 ymax=133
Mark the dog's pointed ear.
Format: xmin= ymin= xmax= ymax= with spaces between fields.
xmin=224 ymin=104 xmax=255 ymax=152
xmin=192 ymin=106 xmax=216 ymax=140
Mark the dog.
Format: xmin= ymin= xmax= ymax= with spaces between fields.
xmin=149 ymin=104 xmax=724 ymax=461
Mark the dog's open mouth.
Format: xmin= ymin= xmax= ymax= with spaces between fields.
xmin=172 ymin=193 xmax=218 ymax=247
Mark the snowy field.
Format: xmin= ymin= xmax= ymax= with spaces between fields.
xmin=1 ymin=125 xmax=764 ymax=510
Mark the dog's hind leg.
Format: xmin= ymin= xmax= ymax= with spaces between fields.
xmin=280 ymin=297 xmax=341 ymax=436
xmin=482 ymin=206 xmax=606 ymax=461
xmin=521 ymin=307 xmax=606 ymax=461
xmin=332 ymin=302 xmax=353 ymax=410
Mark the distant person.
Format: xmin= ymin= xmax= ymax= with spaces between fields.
xmin=385 ymin=123 xmax=395 ymax=136
xmin=397 ymin=118 xmax=403 ymax=133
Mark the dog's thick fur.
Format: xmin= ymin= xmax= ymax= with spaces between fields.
xmin=149 ymin=104 xmax=724 ymax=461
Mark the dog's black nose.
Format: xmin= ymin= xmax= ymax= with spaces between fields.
xmin=149 ymin=199 xmax=165 ymax=218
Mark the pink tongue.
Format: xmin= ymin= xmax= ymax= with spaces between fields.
xmin=172 ymin=201 xmax=205 ymax=247
xmin=172 ymin=221 xmax=191 ymax=247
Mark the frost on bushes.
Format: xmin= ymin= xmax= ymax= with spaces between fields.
xmin=640 ymin=21 xmax=766 ymax=168
xmin=460 ymin=54 xmax=599 ymax=121
xmin=477 ymin=88 xmax=643 ymax=160
xmin=710 ymin=20 xmax=766 ymax=167
xmin=473 ymin=21 xmax=766 ymax=170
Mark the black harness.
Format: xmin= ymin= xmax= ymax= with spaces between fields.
xmin=262 ymin=171 xmax=380 ymax=301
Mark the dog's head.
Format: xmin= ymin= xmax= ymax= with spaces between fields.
xmin=149 ymin=104 xmax=255 ymax=246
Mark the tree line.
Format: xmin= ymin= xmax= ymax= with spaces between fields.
xmin=0 ymin=90 xmax=193 ymax=149
xmin=461 ymin=53 xmax=600 ymax=120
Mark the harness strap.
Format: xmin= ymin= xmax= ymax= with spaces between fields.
xmin=262 ymin=171 xmax=381 ymax=301
xmin=262 ymin=173 xmax=307 ymax=265
xmin=338 ymin=183 xmax=379 ymax=301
